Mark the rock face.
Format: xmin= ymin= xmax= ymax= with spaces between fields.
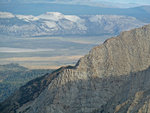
xmin=1 ymin=24 xmax=150 ymax=113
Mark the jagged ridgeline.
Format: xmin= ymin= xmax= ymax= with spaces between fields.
xmin=0 ymin=63 xmax=54 ymax=103
xmin=0 ymin=24 xmax=150 ymax=113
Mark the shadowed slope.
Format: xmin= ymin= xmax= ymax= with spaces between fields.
xmin=0 ymin=66 xmax=74 ymax=113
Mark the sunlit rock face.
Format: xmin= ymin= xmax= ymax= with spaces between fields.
xmin=0 ymin=24 xmax=150 ymax=113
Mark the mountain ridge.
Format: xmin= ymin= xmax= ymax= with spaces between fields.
xmin=0 ymin=3 xmax=150 ymax=22
xmin=0 ymin=12 xmax=146 ymax=37
xmin=1 ymin=24 xmax=150 ymax=113
xmin=0 ymin=63 xmax=54 ymax=103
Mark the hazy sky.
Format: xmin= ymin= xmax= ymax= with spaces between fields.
xmin=98 ymin=0 xmax=150 ymax=4
xmin=1 ymin=0 xmax=150 ymax=5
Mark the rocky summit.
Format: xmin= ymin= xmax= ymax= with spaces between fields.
xmin=1 ymin=24 xmax=150 ymax=113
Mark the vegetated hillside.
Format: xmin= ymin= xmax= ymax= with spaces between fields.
xmin=0 ymin=12 xmax=146 ymax=37
xmin=0 ymin=63 xmax=54 ymax=102
xmin=0 ymin=24 xmax=150 ymax=113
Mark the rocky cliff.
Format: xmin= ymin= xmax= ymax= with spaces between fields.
xmin=0 ymin=24 xmax=150 ymax=113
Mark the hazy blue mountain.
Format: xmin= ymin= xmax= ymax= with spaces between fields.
xmin=0 ymin=12 xmax=146 ymax=37
xmin=0 ymin=3 xmax=150 ymax=23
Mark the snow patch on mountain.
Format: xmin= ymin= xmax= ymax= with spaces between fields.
xmin=16 ymin=15 xmax=39 ymax=22
xmin=89 ymin=15 xmax=136 ymax=23
xmin=38 ymin=12 xmax=64 ymax=21
xmin=0 ymin=12 xmax=15 ymax=18
xmin=64 ymin=15 xmax=83 ymax=22
xmin=43 ymin=21 xmax=58 ymax=29
xmin=0 ymin=11 xmax=147 ymax=37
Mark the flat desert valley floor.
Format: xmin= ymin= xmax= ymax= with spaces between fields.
xmin=0 ymin=35 xmax=111 ymax=69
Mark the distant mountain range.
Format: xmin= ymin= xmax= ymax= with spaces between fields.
xmin=0 ymin=12 xmax=146 ymax=37
xmin=1 ymin=23 xmax=150 ymax=113
xmin=0 ymin=3 xmax=150 ymax=23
